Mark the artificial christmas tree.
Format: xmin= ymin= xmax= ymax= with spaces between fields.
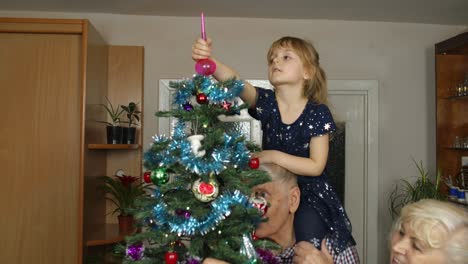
xmin=116 ymin=74 xmax=278 ymax=263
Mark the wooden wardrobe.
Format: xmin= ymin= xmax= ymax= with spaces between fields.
xmin=0 ymin=18 xmax=144 ymax=263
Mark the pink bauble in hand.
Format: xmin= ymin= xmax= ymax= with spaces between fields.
xmin=195 ymin=58 xmax=217 ymax=76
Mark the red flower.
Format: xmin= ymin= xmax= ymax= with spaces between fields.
xmin=118 ymin=175 xmax=138 ymax=187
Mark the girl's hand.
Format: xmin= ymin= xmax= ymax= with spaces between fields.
xmin=293 ymin=240 xmax=333 ymax=264
xmin=252 ymin=150 xmax=279 ymax=164
xmin=192 ymin=37 xmax=212 ymax=61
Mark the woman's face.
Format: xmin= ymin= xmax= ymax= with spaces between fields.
xmin=390 ymin=222 xmax=446 ymax=264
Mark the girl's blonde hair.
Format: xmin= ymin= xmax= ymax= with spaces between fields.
xmin=267 ymin=36 xmax=328 ymax=105
xmin=393 ymin=199 xmax=468 ymax=263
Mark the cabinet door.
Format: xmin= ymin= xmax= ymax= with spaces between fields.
xmin=0 ymin=33 xmax=82 ymax=263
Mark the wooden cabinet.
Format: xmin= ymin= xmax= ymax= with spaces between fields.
xmin=435 ymin=32 xmax=468 ymax=193
xmin=0 ymin=18 xmax=144 ymax=264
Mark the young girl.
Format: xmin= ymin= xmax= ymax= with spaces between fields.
xmin=192 ymin=36 xmax=356 ymax=255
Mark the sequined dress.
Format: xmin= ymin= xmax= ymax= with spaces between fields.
xmin=248 ymin=87 xmax=356 ymax=253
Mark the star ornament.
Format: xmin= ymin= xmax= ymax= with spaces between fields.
xmin=221 ymin=101 xmax=232 ymax=110
xmin=324 ymin=123 xmax=331 ymax=131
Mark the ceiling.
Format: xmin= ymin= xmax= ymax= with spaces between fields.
xmin=1 ymin=0 xmax=467 ymax=25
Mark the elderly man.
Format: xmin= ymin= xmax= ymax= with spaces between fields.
xmin=204 ymin=164 xmax=359 ymax=263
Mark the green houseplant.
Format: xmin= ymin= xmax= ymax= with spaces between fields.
xmin=98 ymin=174 xmax=148 ymax=233
xmin=120 ymin=102 xmax=141 ymax=144
xmin=98 ymin=97 xmax=125 ymax=144
xmin=389 ymin=159 xmax=446 ymax=219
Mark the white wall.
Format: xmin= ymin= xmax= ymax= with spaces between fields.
xmin=1 ymin=10 xmax=465 ymax=263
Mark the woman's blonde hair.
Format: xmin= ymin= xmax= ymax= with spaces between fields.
xmin=394 ymin=199 xmax=468 ymax=262
xmin=267 ymin=36 xmax=328 ymax=105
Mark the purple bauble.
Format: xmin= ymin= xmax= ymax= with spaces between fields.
xmin=183 ymin=102 xmax=194 ymax=111
xmin=126 ymin=243 xmax=144 ymax=261
xmin=183 ymin=210 xmax=192 ymax=219
xmin=195 ymin=58 xmax=217 ymax=76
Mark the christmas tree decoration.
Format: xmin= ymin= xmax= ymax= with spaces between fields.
xmin=175 ymin=208 xmax=192 ymax=219
xmin=165 ymin=251 xmax=178 ymax=264
xmin=196 ymin=92 xmax=209 ymax=104
xmin=126 ymin=243 xmax=144 ymax=261
xmin=143 ymin=171 xmax=152 ymax=183
xmin=249 ymin=158 xmax=260 ymax=169
xmin=192 ymin=177 xmax=219 ymax=202
xmin=221 ymin=101 xmax=232 ymax=110
xmin=256 ymin=248 xmax=280 ymax=264
xmin=187 ymin=134 xmax=206 ymax=158
xmin=249 ymin=195 xmax=268 ymax=216
xmin=252 ymin=231 xmax=259 ymax=240
xmin=195 ymin=12 xmax=217 ymax=76
xmin=195 ymin=58 xmax=217 ymax=76
xmin=240 ymin=233 xmax=258 ymax=263
xmin=183 ymin=102 xmax=194 ymax=111
xmin=151 ymin=168 xmax=169 ymax=185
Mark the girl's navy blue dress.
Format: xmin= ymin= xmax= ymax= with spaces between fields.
xmin=248 ymin=87 xmax=356 ymax=253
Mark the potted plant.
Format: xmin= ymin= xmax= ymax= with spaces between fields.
xmin=389 ymin=159 xmax=446 ymax=219
xmin=98 ymin=173 xmax=149 ymax=233
xmin=121 ymin=102 xmax=141 ymax=144
xmin=98 ymin=97 xmax=125 ymax=144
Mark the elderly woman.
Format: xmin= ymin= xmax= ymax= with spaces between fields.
xmin=390 ymin=199 xmax=467 ymax=264
xmin=295 ymin=199 xmax=467 ymax=264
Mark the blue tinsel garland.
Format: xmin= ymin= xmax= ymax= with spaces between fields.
xmin=146 ymin=122 xmax=250 ymax=174
xmin=152 ymin=190 xmax=251 ymax=236
xmin=172 ymin=75 xmax=244 ymax=106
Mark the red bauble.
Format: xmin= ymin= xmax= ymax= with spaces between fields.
xmin=248 ymin=158 xmax=260 ymax=169
xmin=143 ymin=171 xmax=152 ymax=183
xmin=196 ymin=93 xmax=208 ymax=104
xmin=252 ymin=231 xmax=259 ymax=240
xmin=165 ymin=251 xmax=178 ymax=264
xmin=198 ymin=182 xmax=215 ymax=195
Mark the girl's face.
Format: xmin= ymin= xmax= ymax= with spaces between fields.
xmin=267 ymin=46 xmax=310 ymax=88
xmin=390 ymin=222 xmax=446 ymax=264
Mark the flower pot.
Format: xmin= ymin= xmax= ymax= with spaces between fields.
xmin=118 ymin=215 xmax=135 ymax=234
xmin=107 ymin=126 xmax=123 ymax=144
xmin=122 ymin=127 xmax=137 ymax=144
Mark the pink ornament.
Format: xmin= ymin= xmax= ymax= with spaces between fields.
xmin=195 ymin=58 xmax=217 ymax=76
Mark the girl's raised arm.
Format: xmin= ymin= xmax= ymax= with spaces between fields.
xmin=192 ymin=37 xmax=257 ymax=107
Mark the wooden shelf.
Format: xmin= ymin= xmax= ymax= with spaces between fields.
xmin=88 ymin=144 xmax=140 ymax=150
xmin=435 ymin=32 xmax=468 ymax=196
xmin=441 ymin=94 xmax=468 ymax=100
xmin=444 ymin=147 xmax=468 ymax=152
xmin=86 ymin=224 xmax=135 ymax=247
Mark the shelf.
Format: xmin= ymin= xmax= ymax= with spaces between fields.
xmin=445 ymin=147 xmax=468 ymax=151
xmin=86 ymin=224 xmax=136 ymax=247
xmin=440 ymin=94 xmax=468 ymax=100
xmin=88 ymin=144 xmax=140 ymax=150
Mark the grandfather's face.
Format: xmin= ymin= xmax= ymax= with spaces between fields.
xmin=251 ymin=181 xmax=291 ymax=239
xmin=390 ymin=222 xmax=446 ymax=264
